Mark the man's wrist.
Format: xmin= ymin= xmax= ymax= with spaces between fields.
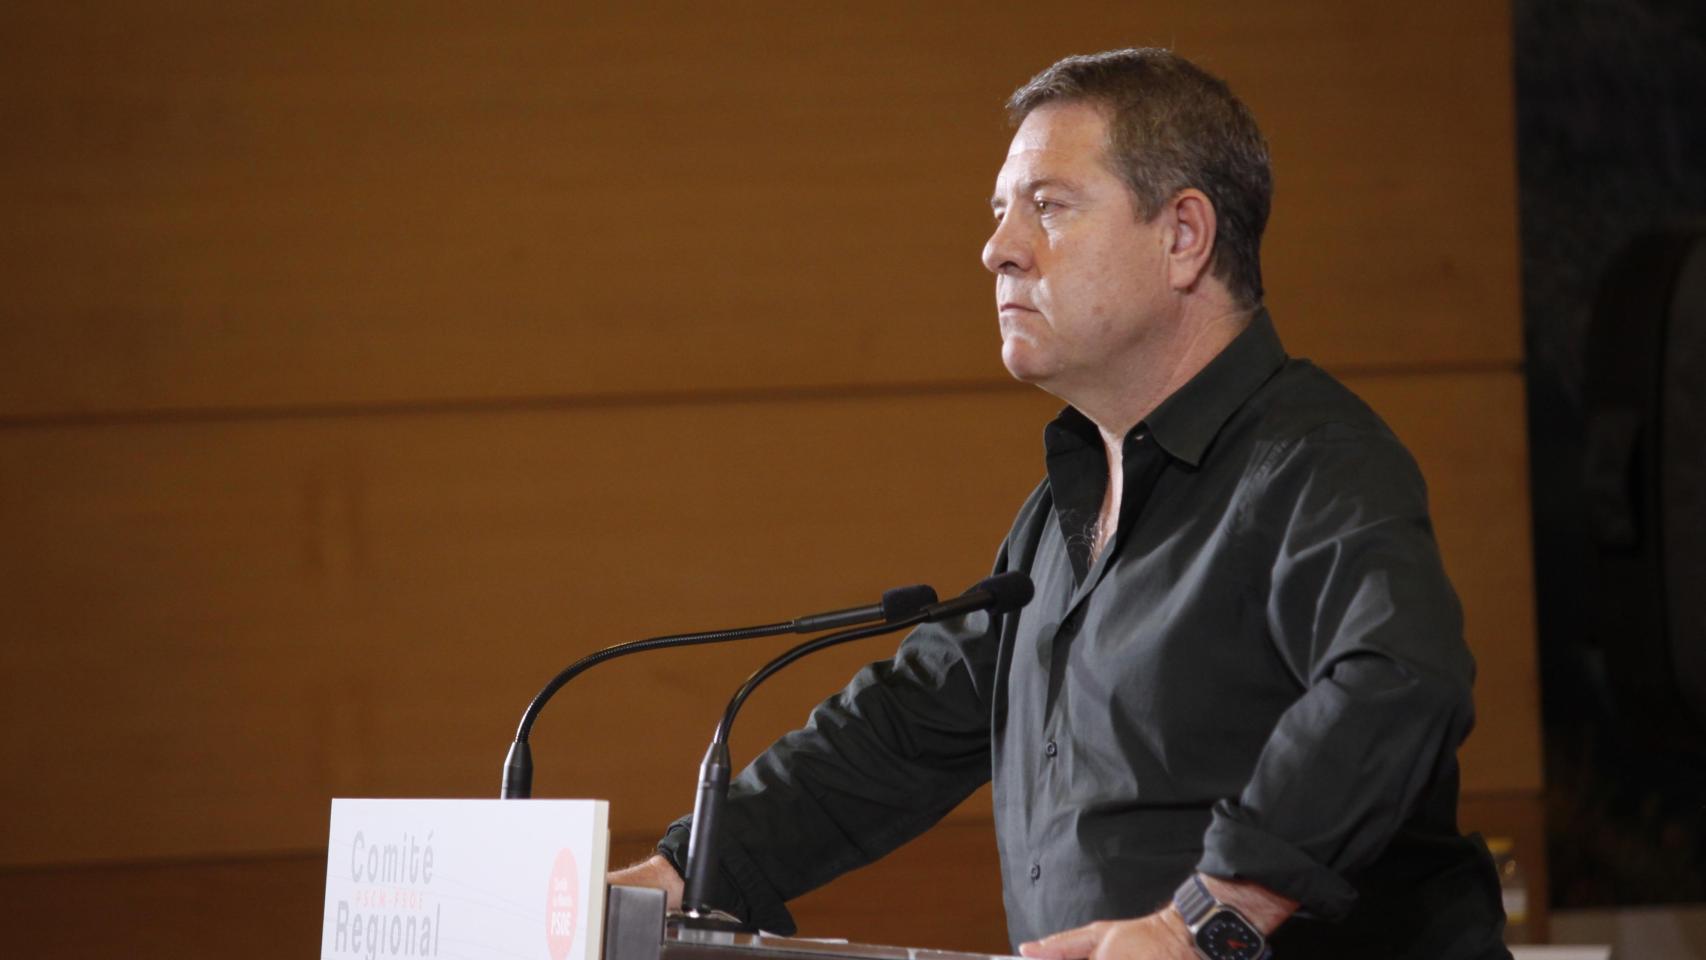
xmin=1160 ymin=902 xmax=1201 ymax=954
xmin=1196 ymin=873 xmax=1295 ymax=936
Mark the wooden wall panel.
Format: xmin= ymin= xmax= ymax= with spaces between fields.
xmin=0 ymin=2 xmax=1517 ymax=420
xmin=0 ymin=371 xmax=1532 ymax=867
xmin=0 ymin=388 xmax=1050 ymax=867
xmin=1354 ymin=371 xmax=1543 ymax=793
xmin=0 ymin=854 xmax=328 ymax=958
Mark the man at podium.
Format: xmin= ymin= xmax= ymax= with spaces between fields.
xmin=613 ymin=48 xmax=1510 ymax=960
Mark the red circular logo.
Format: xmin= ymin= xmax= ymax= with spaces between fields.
xmin=546 ymin=847 xmax=581 ymax=960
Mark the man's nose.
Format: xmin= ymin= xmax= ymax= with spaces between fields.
xmin=982 ymin=216 xmax=1032 ymax=275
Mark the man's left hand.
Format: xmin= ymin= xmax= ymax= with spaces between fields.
xmin=1016 ymin=875 xmax=1298 ymax=960
xmin=1018 ymin=911 xmax=1197 ymax=960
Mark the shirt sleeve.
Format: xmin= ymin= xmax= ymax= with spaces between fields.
xmin=655 ymin=562 xmax=1008 ymax=933
xmin=1197 ymin=421 xmax=1477 ymax=920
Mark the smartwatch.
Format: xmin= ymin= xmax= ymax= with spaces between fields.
xmin=1172 ymin=873 xmax=1273 ymax=960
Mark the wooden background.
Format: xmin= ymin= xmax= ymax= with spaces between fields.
xmin=0 ymin=2 xmax=1539 ymax=953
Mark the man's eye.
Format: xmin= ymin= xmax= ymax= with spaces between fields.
xmin=1034 ymin=199 xmax=1060 ymax=214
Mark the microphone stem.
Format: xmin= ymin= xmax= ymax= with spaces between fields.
xmin=680 ymin=739 xmax=731 ymax=915
xmin=502 ymin=620 xmax=790 ymax=800
xmin=514 ymin=621 xmax=793 ymax=744
xmin=501 ymin=583 xmax=944 ymax=801
xmin=681 ymin=613 xmax=929 ymax=916
xmin=713 ymin=614 xmax=925 ymax=746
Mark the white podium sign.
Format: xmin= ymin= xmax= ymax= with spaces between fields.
xmin=321 ymin=798 xmax=610 ymax=960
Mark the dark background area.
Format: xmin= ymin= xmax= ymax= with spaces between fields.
xmin=1514 ymin=0 xmax=1706 ymax=907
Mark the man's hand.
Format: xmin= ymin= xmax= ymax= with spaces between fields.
xmin=607 ymin=854 xmax=685 ymax=911
xmin=1019 ymin=912 xmax=1197 ymax=960
xmin=1017 ymin=875 xmax=1297 ymax=960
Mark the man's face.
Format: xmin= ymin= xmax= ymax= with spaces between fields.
xmin=982 ymin=101 xmax=1172 ymax=396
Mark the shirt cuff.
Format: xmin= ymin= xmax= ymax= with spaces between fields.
xmin=657 ymin=817 xmax=798 ymax=935
xmin=1198 ymin=801 xmax=1359 ymax=921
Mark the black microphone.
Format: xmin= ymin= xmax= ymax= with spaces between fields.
xmin=678 ymin=572 xmax=1033 ymax=920
xmin=918 ymin=570 xmax=1035 ymax=623
xmin=500 ymin=583 xmax=938 ymax=799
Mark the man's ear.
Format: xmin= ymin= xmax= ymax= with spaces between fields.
xmin=1166 ymin=189 xmax=1217 ymax=293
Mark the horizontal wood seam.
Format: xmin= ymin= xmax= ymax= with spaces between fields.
xmin=0 ymin=360 xmax=1522 ymax=431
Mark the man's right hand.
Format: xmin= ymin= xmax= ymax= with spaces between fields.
xmin=607 ymin=854 xmax=685 ymax=911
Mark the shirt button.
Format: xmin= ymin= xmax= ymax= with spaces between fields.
xmin=1029 ymin=863 xmax=1041 ymax=881
xmin=1044 ymin=740 xmax=1058 ymax=757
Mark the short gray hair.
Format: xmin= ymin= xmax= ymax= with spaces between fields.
xmin=1006 ymin=48 xmax=1273 ymax=307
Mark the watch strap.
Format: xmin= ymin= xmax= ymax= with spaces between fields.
xmin=1174 ymin=873 xmax=1218 ymax=926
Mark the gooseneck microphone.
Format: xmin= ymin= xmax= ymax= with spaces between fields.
xmin=499 ymin=583 xmax=938 ymax=799
xmin=678 ymin=572 xmax=1034 ymax=920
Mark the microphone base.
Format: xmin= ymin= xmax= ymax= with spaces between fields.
xmin=667 ymin=909 xmax=754 ymax=937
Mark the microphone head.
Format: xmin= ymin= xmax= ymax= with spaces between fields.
xmin=880 ymin=583 xmax=940 ymax=622
xmin=975 ymin=572 xmax=1034 ymax=614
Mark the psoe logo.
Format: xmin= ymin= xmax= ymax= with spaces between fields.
xmin=545 ymin=848 xmax=581 ymax=960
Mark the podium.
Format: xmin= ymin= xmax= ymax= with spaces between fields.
xmin=605 ymin=886 xmax=1014 ymax=960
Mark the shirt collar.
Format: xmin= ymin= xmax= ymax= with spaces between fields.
xmin=1044 ymin=309 xmax=1288 ymax=469
xmin=1143 ymin=309 xmax=1287 ymax=467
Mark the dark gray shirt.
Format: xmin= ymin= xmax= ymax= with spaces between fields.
xmin=660 ymin=313 xmax=1510 ymax=959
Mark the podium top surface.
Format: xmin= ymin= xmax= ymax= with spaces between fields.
xmin=664 ymin=927 xmax=1019 ymax=960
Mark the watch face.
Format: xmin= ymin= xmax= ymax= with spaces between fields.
xmin=1195 ymin=912 xmax=1264 ymax=960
